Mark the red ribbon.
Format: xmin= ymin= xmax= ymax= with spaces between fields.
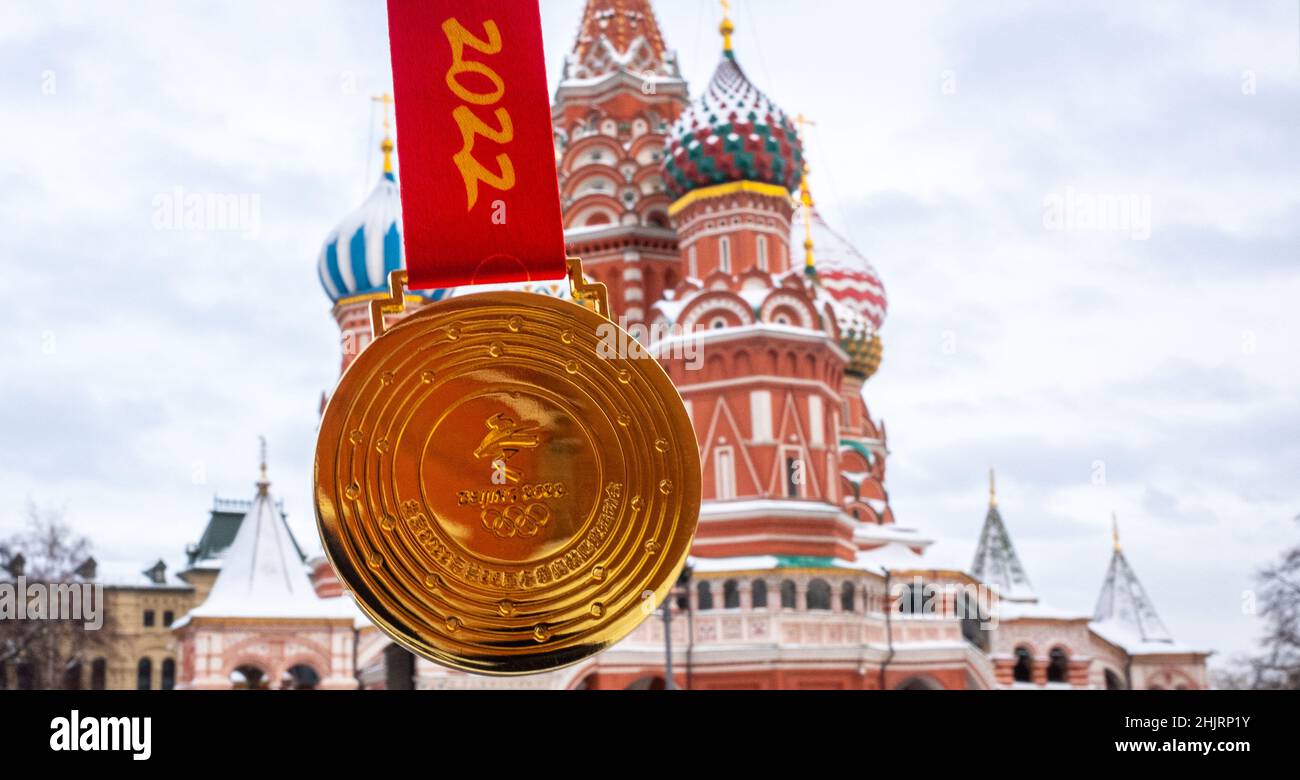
xmin=387 ymin=0 xmax=566 ymax=291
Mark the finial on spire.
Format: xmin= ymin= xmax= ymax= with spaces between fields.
xmin=373 ymin=92 xmax=395 ymax=175
xmin=720 ymin=0 xmax=735 ymax=54
xmin=796 ymin=114 xmax=817 ymax=276
xmin=1112 ymin=512 xmax=1121 ymax=552
xmin=257 ymin=436 xmax=270 ymax=495
xmin=989 ymin=468 xmax=998 ymax=508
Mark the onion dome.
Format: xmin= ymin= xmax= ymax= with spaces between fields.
xmin=795 ymin=204 xmax=888 ymax=330
xmin=317 ymin=132 xmax=441 ymax=306
xmin=823 ymin=292 xmax=884 ymax=379
xmin=662 ymin=14 xmax=802 ymax=199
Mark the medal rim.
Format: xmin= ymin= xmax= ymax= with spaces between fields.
xmin=315 ymin=290 xmax=700 ymax=677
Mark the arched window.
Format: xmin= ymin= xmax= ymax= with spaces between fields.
xmin=780 ymin=580 xmax=797 ymax=609
xmin=1104 ymin=669 xmax=1125 ymax=691
xmin=756 ymin=235 xmax=769 ymax=271
xmin=161 ymin=659 xmax=176 ymax=691
xmin=840 ymin=581 xmax=856 ymax=612
xmin=784 ymin=453 xmax=802 ymax=498
xmin=896 ymin=676 xmax=942 ymax=691
xmin=751 ymin=580 xmax=768 ymax=609
xmin=807 ymin=579 xmax=832 ymax=610
xmin=958 ymin=591 xmax=990 ymax=651
xmin=91 ymin=659 xmax=106 ymax=690
xmin=1013 ymin=647 xmax=1033 ymax=683
xmin=136 ymin=658 xmax=152 ymax=691
xmin=696 ymin=581 xmax=714 ymax=611
xmin=714 ymin=447 xmax=736 ymax=500
xmin=723 ymin=580 xmax=740 ymax=609
xmin=719 ymin=237 xmax=731 ymax=273
xmin=63 ymin=661 xmax=82 ymax=690
xmin=15 ymin=661 xmax=34 ymax=690
xmin=1047 ymin=647 xmax=1069 ymax=684
xmin=688 ymin=245 xmax=698 ymax=278
xmin=898 ymin=582 xmax=931 ymax=614
xmin=284 ymin=665 xmax=320 ymax=691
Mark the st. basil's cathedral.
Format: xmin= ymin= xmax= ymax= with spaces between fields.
xmin=65 ymin=0 xmax=1209 ymax=692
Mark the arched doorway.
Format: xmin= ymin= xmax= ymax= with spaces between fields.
xmin=231 ymin=665 xmax=268 ymax=690
xmin=384 ymin=644 xmax=417 ymax=691
xmin=624 ymin=676 xmax=667 ymax=690
xmin=895 ymin=676 xmax=944 ymax=691
xmin=282 ymin=665 xmax=320 ymax=690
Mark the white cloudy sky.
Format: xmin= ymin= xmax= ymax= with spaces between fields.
xmin=1 ymin=0 xmax=1296 ymax=663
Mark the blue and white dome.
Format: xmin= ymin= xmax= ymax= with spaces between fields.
xmin=317 ymin=168 xmax=443 ymax=305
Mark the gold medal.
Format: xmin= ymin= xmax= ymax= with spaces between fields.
xmin=315 ymin=260 xmax=700 ymax=676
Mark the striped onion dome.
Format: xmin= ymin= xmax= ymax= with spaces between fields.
xmin=662 ymin=49 xmax=803 ymax=199
xmin=794 ymin=206 xmax=888 ymax=330
xmin=317 ymin=169 xmax=442 ymax=305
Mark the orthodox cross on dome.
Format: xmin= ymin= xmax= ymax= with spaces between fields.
xmin=796 ymin=113 xmax=818 ymax=275
xmin=1112 ymin=511 xmax=1121 ymax=552
xmin=372 ymin=92 xmax=395 ymax=175
xmin=720 ymin=0 xmax=736 ymax=54
xmin=989 ymin=467 xmax=998 ymax=508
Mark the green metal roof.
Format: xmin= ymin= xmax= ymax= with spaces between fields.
xmin=186 ymin=498 xmax=304 ymax=567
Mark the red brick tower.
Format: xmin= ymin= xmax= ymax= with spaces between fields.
xmin=553 ymin=0 xmax=690 ymax=329
xmin=650 ymin=8 xmax=874 ymax=560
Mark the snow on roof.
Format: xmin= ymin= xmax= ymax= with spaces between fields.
xmin=95 ymin=559 xmax=192 ymax=590
xmin=841 ymin=471 xmax=870 ymax=487
xmin=852 ymin=523 xmax=935 ymax=549
xmin=700 ymin=498 xmax=849 ymax=521
xmin=179 ymin=475 xmax=358 ymax=623
xmin=997 ymin=599 xmax=1087 ymax=621
xmin=1089 ymin=618 xmax=1204 ymax=657
xmin=1092 ymin=547 xmax=1173 ymax=642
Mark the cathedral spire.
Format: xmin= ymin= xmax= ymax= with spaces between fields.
xmin=180 ymin=450 xmax=351 ymax=623
xmin=373 ymin=92 xmax=395 ymax=176
xmin=257 ymin=436 xmax=269 ymax=496
xmin=971 ymin=473 xmax=1034 ymax=601
xmin=568 ymin=0 xmax=675 ymax=81
xmin=1093 ymin=522 xmax=1174 ymax=644
xmin=720 ymin=0 xmax=736 ymax=55
xmin=796 ymin=114 xmax=817 ymax=276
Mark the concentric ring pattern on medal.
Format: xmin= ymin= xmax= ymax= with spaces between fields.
xmin=315 ymin=292 xmax=700 ymax=676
